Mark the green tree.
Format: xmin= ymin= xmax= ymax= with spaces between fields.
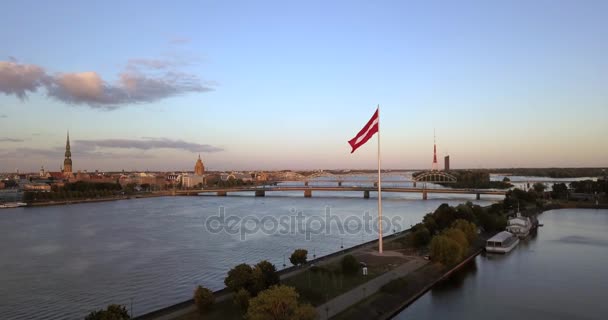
xmin=84 ymin=304 xmax=130 ymax=320
xmin=289 ymin=249 xmax=308 ymax=266
xmin=451 ymin=219 xmax=478 ymax=244
xmin=442 ymin=228 xmax=469 ymax=250
xmin=430 ymin=235 xmax=464 ymax=266
xmin=224 ymin=263 xmax=255 ymax=293
xmin=455 ymin=203 xmax=475 ymax=222
xmin=252 ymin=260 xmax=280 ymax=293
xmin=193 ymin=285 xmax=215 ymax=314
xmin=246 ymin=285 xmax=317 ymax=320
xmin=533 ymin=182 xmax=546 ymax=193
xmin=411 ymin=226 xmax=431 ymax=247
xmin=340 ymin=255 xmax=360 ymax=275
xmin=552 ymin=183 xmax=568 ymax=199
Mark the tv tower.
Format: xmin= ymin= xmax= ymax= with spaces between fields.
xmin=432 ymin=130 xmax=438 ymax=171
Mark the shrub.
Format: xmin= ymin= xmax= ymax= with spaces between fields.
xmin=194 ymin=285 xmax=215 ymax=314
xmin=340 ymin=255 xmax=360 ymax=275
xmin=246 ymin=285 xmax=317 ymax=320
xmin=233 ymin=288 xmax=251 ymax=313
xmin=85 ymin=304 xmax=130 ymax=320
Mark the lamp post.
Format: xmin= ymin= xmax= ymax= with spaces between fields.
xmin=340 ymin=237 xmax=344 ymax=249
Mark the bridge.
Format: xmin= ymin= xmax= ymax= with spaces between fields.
xmin=174 ymin=185 xmax=506 ymax=200
xmin=282 ymin=171 xmax=458 ymax=188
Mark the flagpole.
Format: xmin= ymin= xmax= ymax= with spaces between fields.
xmin=377 ymin=104 xmax=383 ymax=254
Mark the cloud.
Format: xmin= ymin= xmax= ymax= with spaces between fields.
xmin=0 ymin=114 xmax=7 ymax=118
xmin=169 ymin=37 xmax=191 ymax=45
xmin=127 ymin=58 xmax=183 ymax=70
xmin=0 ymin=58 xmax=213 ymax=109
xmin=0 ymin=147 xmax=63 ymax=158
xmin=0 ymin=146 xmax=151 ymax=160
xmin=0 ymin=61 xmax=48 ymax=99
xmin=0 ymin=137 xmax=24 ymax=142
xmin=74 ymin=138 xmax=224 ymax=153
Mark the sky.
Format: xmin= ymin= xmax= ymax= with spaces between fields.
xmin=1 ymin=0 xmax=607 ymax=172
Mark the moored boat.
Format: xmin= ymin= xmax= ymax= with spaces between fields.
xmin=486 ymin=231 xmax=519 ymax=253
xmin=0 ymin=202 xmax=28 ymax=209
xmin=506 ymin=213 xmax=532 ymax=239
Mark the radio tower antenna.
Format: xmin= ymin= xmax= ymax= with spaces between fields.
xmin=432 ymin=129 xmax=438 ymax=171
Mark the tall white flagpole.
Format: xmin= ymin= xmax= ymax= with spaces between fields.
xmin=377 ymin=105 xmax=383 ymax=254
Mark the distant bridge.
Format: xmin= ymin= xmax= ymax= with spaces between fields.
xmin=174 ymin=185 xmax=506 ymax=200
xmin=276 ymin=170 xmax=458 ymax=188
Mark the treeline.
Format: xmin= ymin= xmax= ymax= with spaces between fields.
xmin=206 ymin=176 xmax=254 ymax=188
xmin=24 ymin=181 xmax=123 ymax=202
xmin=403 ymin=184 xmax=554 ymax=265
xmin=447 ymin=170 xmax=512 ymax=189
xmin=492 ymin=168 xmax=606 ymax=178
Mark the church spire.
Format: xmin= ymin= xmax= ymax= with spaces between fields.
xmin=63 ymin=130 xmax=73 ymax=174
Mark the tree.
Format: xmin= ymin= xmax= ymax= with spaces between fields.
xmin=411 ymin=226 xmax=431 ymax=247
xmin=430 ymin=235 xmax=463 ymax=266
xmin=233 ymin=288 xmax=251 ymax=313
xmin=253 ymin=260 xmax=280 ymax=292
xmin=552 ymin=183 xmax=568 ymax=199
xmin=455 ymin=203 xmax=475 ymax=222
xmin=246 ymin=285 xmax=317 ymax=320
xmin=340 ymin=255 xmax=360 ymax=275
xmin=533 ymin=182 xmax=546 ymax=193
xmin=225 ymin=263 xmax=255 ymax=293
xmin=85 ymin=304 xmax=130 ymax=320
xmin=502 ymin=177 xmax=511 ymax=182
xmin=194 ymin=285 xmax=215 ymax=314
xmin=442 ymin=228 xmax=469 ymax=250
xmin=289 ymin=249 xmax=308 ymax=266
xmin=452 ymin=219 xmax=478 ymax=244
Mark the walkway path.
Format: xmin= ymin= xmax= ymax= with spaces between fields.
xmin=316 ymin=258 xmax=428 ymax=320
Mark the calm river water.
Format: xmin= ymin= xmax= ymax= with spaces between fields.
xmin=396 ymin=208 xmax=608 ymax=320
xmin=0 ymin=189 xmax=498 ymax=320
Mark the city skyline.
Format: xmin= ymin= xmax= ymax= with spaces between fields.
xmin=2 ymin=0 xmax=608 ymax=171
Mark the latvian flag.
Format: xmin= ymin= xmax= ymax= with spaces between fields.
xmin=348 ymin=108 xmax=379 ymax=153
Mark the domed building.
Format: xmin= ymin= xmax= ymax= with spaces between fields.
xmin=194 ymin=154 xmax=205 ymax=176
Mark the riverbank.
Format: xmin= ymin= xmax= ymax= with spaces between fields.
xmin=25 ymin=191 xmax=177 ymax=207
xmin=134 ymin=229 xmax=421 ymax=320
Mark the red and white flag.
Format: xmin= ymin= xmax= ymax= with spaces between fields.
xmin=348 ymin=108 xmax=379 ymax=153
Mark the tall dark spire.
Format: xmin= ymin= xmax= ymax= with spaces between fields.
xmin=63 ymin=131 xmax=72 ymax=174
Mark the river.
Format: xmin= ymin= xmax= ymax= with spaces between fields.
xmin=395 ymin=208 xmax=608 ymax=320
xmin=0 ymin=188 xmax=499 ymax=320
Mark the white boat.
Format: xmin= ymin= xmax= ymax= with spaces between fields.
xmin=506 ymin=212 xmax=532 ymax=239
xmin=486 ymin=231 xmax=520 ymax=253
xmin=0 ymin=202 xmax=28 ymax=209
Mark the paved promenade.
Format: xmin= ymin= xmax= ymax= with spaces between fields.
xmin=316 ymin=257 xmax=428 ymax=320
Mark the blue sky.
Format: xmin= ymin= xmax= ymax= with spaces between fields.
xmin=1 ymin=0 xmax=607 ymax=172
